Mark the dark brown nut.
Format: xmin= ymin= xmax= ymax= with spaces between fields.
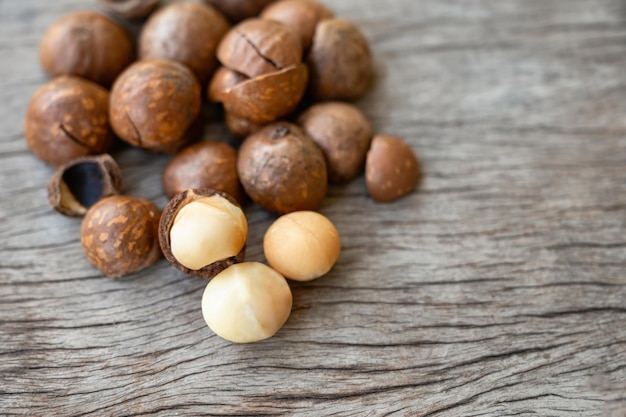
xmin=224 ymin=111 xmax=265 ymax=139
xmin=110 ymin=59 xmax=202 ymax=153
xmin=207 ymin=66 xmax=248 ymax=103
xmin=217 ymin=18 xmax=302 ymax=79
xmin=139 ymin=2 xmax=230 ymax=86
xmin=260 ymin=0 xmax=333 ymax=52
xmin=308 ymin=19 xmax=373 ymax=101
xmin=81 ymin=195 xmax=161 ymax=278
xmin=159 ymin=189 xmax=247 ymax=279
xmin=298 ymin=101 xmax=372 ymax=183
xmin=48 ymin=154 xmax=122 ymax=217
xmin=97 ymin=0 xmax=160 ymax=20
xmin=223 ymin=64 xmax=308 ymax=124
xmin=237 ymin=122 xmax=327 ymax=214
xmin=204 ymin=0 xmax=276 ymax=23
xmin=24 ymin=76 xmax=113 ymax=167
xmin=365 ymin=134 xmax=420 ymax=203
xmin=39 ymin=11 xmax=134 ymax=87
xmin=162 ymin=141 xmax=246 ymax=204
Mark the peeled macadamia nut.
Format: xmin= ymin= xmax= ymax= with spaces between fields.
xmin=139 ymin=2 xmax=230 ymax=85
xmin=202 ymin=262 xmax=292 ymax=343
xmin=264 ymin=211 xmax=340 ymax=281
xmin=110 ymin=59 xmax=202 ymax=153
xmin=237 ymin=122 xmax=327 ymax=214
xmin=365 ymin=134 xmax=420 ymax=203
xmin=205 ymin=0 xmax=277 ymax=23
xmin=298 ymin=101 xmax=373 ymax=183
xmin=39 ymin=12 xmax=134 ymax=87
xmin=81 ymin=196 xmax=161 ymax=278
xmin=24 ymin=76 xmax=113 ymax=167
xmin=159 ymin=189 xmax=247 ymax=278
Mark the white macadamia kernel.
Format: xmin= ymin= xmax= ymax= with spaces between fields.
xmin=169 ymin=195 xmax=247 ymax=270
xmin=263 ymin=210 xmax=340 ymax=281
xmin=201 ymin=262 xmax=293 ymax=343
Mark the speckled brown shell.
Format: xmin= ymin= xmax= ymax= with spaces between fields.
xmin=307 ymin=19 xmax=373 ymax=101
xmin=81 ymin=196 xmax=162 ymax=278
xmin=109 ymin=59 xmax=202 ymax=153
xmin=217 ymin=18 xmax=303 ymax=79
xmin=158 ymin=189 xmax=246 ymax=279
xmin=260 ymin=0 xmax=333 ymax=52
xmin=39 ymin=11 xmax=134 ymax=87
xmin=365 ymin=134 xmax=420 ymax=203
xmin=207 ymin=66 xmax=248 ymax=102
xmin=162 ymin=141 xmax=246 ymax=204
xmin=24 ymin=76 xmax=113 ymax=167
xmin=97 ymin=0 xmax=161 ymax=20
xmin=298 ymin=101 xmax=373 ymax=183
xmin=237 ymin=122 xmax=327 ymax=214
xmin=139 ymin=2 xmax=230 ymax=85
xmin=48 ymin=154 xmax=122 ymax=217
xmin=204 ymin=0 xmax=277 ymax=22
xmin=223 ymin=64 xmax=308 ymax=124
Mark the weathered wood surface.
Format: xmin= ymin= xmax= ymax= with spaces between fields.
xmin=1 ymin=0 xmax=626 ymax=415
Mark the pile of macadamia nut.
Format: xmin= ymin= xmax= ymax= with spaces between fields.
xmin=25 ymin=0 xmax=420 ymax=343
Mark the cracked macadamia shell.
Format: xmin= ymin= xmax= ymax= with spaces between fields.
xmin=237 ymin=122 xmax=327 ymax=214
xmin=264 ymin=211 xmax=340 ymax=281
xmin=24 ymin=76 xmax=113 ymax=167
xmin=139 ymin=2 xmax=230 ymax=85
xmin=110 ymin=59 xmax=202 ymax=153
xmin=39 ymin=11 xmax=134 ymax=87
xmin=81 ymin=195 xmax=161 ymax=278
xmin=201 ymin=262 xmax=292 ymax=343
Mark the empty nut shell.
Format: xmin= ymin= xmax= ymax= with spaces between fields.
xmin=48 ymin=154 xmax=122 ymax=217
xmin=97 ymin=0 xmax=161 ymax=20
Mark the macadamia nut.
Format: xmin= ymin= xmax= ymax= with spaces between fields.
xmin=264 ymin=211 xmax=340 ymax=281
xmin=202 ymin=262 xmax=292 ymax=343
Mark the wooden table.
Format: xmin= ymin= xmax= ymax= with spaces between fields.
xmin=1 ymin=0 xmax=625 ymax=415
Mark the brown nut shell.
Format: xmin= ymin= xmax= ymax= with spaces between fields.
xmin=139 ymin=2 xmax=230 ymax=85
xmin=162 ymin=141 xmax=246 ymax=204
xmin=365 ymin=134 xmax=420 ymax=203
xmin=237 ymin=122 xmax=327 ymax=214
xmin=207 ymin=66 xmax=248 ymax=103
xmin=307 ymin=19 xmax=373 ymax=101
xmin=260 ymin=0 xmax=333 ymax=52
xmin=298 ymin=101 xmax=372 ymax=183
xmin=48 ymin=154 xmax=122 ymax=217
xmin=39 ymin=12 xmax=134 ymax=87
xmin=81 ymin=196 xmax=162 ymax=278
xmin=159 ymin=189 xmax=246 ymax=279
xmin=110 ymin=59 xmax=202 ymax=153
xmin=223 ymin=64 xmax=308 ymax=124
xmin=224 ymin=111 xmax=265 ymax=139
xmin=217 ymin=18 xmax=302 ymax=79
xmin=97 ymin=0 xmax=161 ymax=20
xmin=24 ymin=76 xmax=114 ymax=167
xmin=204 ymin=0 xmax=277 ymax=23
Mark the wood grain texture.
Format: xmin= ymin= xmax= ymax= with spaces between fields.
xmin=1 ymin=0 xmax=626 ymax=416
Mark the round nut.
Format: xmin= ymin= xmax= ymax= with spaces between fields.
xmin=264 ymin=211 xmax=340 ymax=281
xmin=237 ymin=122 xmax=327 ymax=214
xmin=81 ymin=195 xmax=161 ymax=278
xmin=24 ymin=76 xmax=113 ymax=167
xmin=222 ymin=63 xmax=308 ymax=124
xmin=39 ymin=11 xmax=134 ymax=87
xmin=48 ymin=154 xmax=122 ymax=217
xmin=307 ymin=19 xmax=373 ymax=101
xmin=202 ymin=262 xmax=292 ymax=343
xmin=110 ymin=59 xmax=202 ymax=153
xmin=365 ymin=134 xmax=420 ymax=203
xmin=298 ymin=101 xmax=373 ymax=183
xmin=97 ymin=0 xmax=161 ymax=20
xmin=261 ymin=0 xmax=333 ymax=52
xmin=139 ymin=2 xmax=230 ymax=85
xmin=159 ymin=189 xmax=247 ymax=278
xmin=204 ymin=0 xmax=277 ymax=23
xmin=207 ymin=66 xmax=248 ymax=103
xmin=217 ymin=18 xmax=302 ymax=79
xmin=162 ymin=141 xmax=246 ymax=204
